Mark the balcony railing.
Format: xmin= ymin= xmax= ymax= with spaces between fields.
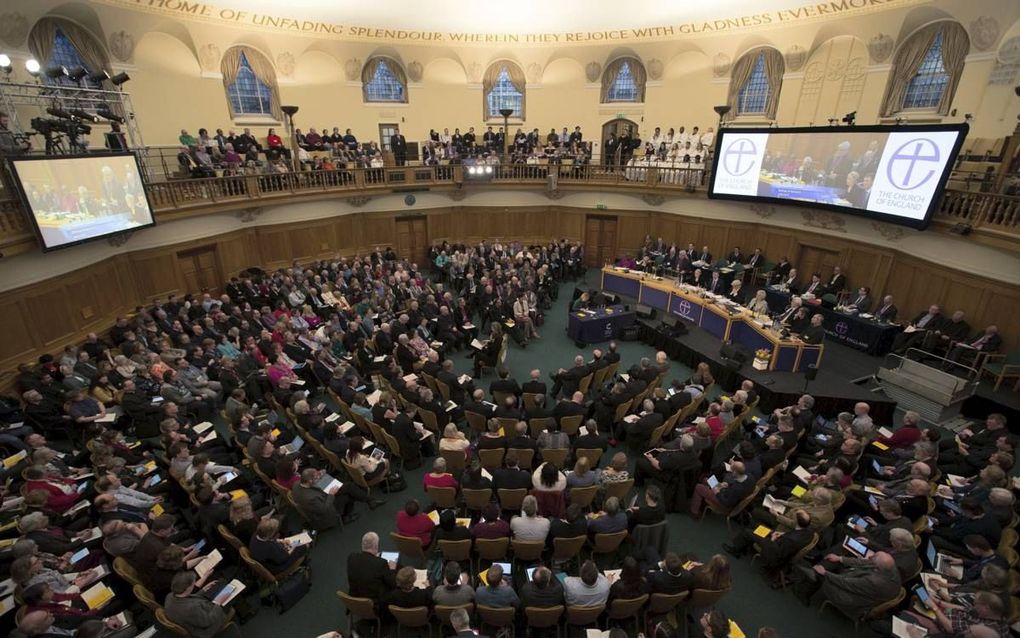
xmin=0 ymin=164 xmax=1016 ymax=257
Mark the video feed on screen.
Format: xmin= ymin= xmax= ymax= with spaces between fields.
xmin=708 ymin=124 xmax=967 ymax=229
xmin=10 ymin=153 xmax=154 ymax=251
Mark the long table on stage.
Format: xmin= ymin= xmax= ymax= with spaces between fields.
xmin=764 ymin=289 xmax=902 ymax=356
xmin=602 ymin=267 xmax=823 ymax=372
xmin=567 ymin=304 xmax=636 ymax=344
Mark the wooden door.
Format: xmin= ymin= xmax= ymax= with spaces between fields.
xmin=796 ymin=245 xmax=841 ymax=281
xmin=584 ymin=215 xmax=618 ymax=267
xmin=176 ymin=246 xmax=221 ymax=294
xmin=395 ymin=217 xmax=428 ymax=265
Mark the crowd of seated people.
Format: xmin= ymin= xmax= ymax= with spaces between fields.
xmin=605 ymin=125 xmax=716 ymax=167
xmin=2 ymin=229 xmax=1017 ymax=637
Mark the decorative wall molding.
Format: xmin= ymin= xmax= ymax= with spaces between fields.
xmin=867 ymin=34 xmax=894 ymax=63
xmin=236 ymin=207 xmax=263 ymax=223
xmin=345 ymin=196 xmax=373 ymax=207
xmin=642 ymin=194 xmax=665 ymax=206
xmin=801 ymin=210 xmax=847 ymax=233
xmin=109 ymin=31 xmax=136 ymax=63
xmin=871 ymin=221 xmax=905 ymax=242
xmin=0 ymin=12 xmax=29 ymax=48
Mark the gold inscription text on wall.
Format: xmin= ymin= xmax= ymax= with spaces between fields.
xmin=101 ymin=0 xmax=922 ymax=45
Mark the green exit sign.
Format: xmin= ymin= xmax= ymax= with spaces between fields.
xmin=595 ymin=203 xmax=608 ymax=210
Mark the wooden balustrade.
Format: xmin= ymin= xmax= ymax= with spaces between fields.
xmin=0 ymin=164 xmax=1015 ymax=256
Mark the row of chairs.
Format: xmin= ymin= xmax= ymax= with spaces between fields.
xmin=338 ymin=583 xmax=731 ymax=638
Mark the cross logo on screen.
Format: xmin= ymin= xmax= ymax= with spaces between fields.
xmin=721 ymin=138 xmax=758 ymax=177
xmin=886 ymin=138 xmax=940 ymax=191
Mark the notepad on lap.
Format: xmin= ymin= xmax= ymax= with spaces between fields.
xmin=212 ymin=579 xmax=246 ymax=606
xmin=82 ymin=582 xmax=115 ymax=610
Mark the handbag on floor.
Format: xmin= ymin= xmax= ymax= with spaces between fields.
xmin=274 ymin=565 xmax=311 ymax=612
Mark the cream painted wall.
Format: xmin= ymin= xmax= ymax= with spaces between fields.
xmin=1 ymin=1 xmax=1018 ymax=148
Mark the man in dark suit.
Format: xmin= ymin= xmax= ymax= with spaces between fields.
xmin=944 ymin=326 xmax=1003 ymax=371
xmin=891 ymin=304 xmax=944 ymax=354
xmin=492 ymin=450 xmax=533 ymax=492
xmin=705 ymin=271 xmax=725 ymax=294
xmin=846 ymin=287 xmax=872 ymax=314
xmin=602 ymin=341 xmax=621 ymax=365
xmin=347 ymin=531 xmax=397 ymax=601
xmin=618 ymin=399 xmax=663 ymax=447
xmin=521 ymin=369 xmax=547 ymax=396
xmin=163 ymin=571 xmax=227 ymax=638
xmin=437 ymin=360 xmax=471 ymax=404
xmin=725 ymin=510 xmax=815 ymax=585
xmin=800 ymin=314 xmax=826 ymax=345
xmin=572 ymin=419 xmax=609 ymax=458
xmin=922 ymin=310 xmax=970 ymax=354
xmin=552 ymin=391 xmax=586 ymax=423
xmin=827 ymin=267 xmax=847 ymax=293
xmin=549 ymin=356 xmax=589 ymax=398
xmin=696 ymin=246 xmax=712 ymax=264
xmin=450 ymin=608 xmax=487 ymax=638
xmin=745 ymin=248 xmax=765 ymax=270
xmin=493 ymin=396 xmax=522 ymax=420
xmin=524 ymin=393 xmax=551 ymax=421
xmin=874 ymin=295 xmax=898 ymax=323
xmin=802 ymin=273 xmax=826 ymax=297
xmin=390 ymin=128 xmax=408 ymax=166
xmin=634 ymin=433 xmax=701 ymax=486
xmin=464 ymin=388 xmax=496 ymax=418
xmin=490 ymin=367 xmax=521 ymax=398
xmin=292 ymin=468 xmax=358 ymax=529
xmin=505 ymin=422 xmax=539 ymax=457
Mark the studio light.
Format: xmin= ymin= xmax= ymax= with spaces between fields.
xmin=0 ymin=54 xmax=11 ymax=74
xmin=96 ymin=105 xmax=124 ymax=124
xmin=841 ymin=111 xmax=856 ymax=126
xmin=67 ymin=66 xmax=88 ymax=82
xmin=45 ymin=65 xmax=69 ymax=79
xmin=46 ymin=107 xmax=73 ymax=120
xmin=87 ymin=70 xmax=110 ymax=84
xmin=464 ymin=164 xmax=495 ymax=181
xmin=70 ymin=108 xmax=100 ymax=122
xmin=109 ymin=72 xmax=130 ymax=86
xmin=25 ymin=58 xmax=41 ymax=77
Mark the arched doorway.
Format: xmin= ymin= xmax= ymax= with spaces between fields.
xmin=600 ymin=118 xmax=639 ymax=166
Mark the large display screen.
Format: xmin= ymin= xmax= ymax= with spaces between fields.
xmin=9 ymin=153 xmax=155 ymax=251
xmin=707 ymin=124 xmax=968 ymax=229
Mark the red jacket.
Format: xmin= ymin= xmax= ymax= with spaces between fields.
xmin=879 ymin=425 xmax=921 ymax=449
xmin=26 ymin=479 xmax=81 ymax=513
xmin=396 ymin=511 xmax=435 ymax=547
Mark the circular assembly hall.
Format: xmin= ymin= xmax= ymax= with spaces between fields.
xmin=0 ymin=1 xmax=1019 ymax=637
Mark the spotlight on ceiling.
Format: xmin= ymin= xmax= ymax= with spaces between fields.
xmin=25 ymin=58 xmax=41 ymax=77
xmin=45 ymin=65 xmax=68 ymax=79
xmin=109 ymin=72 xmax=130 ymax=86
xmin=0 ymin=54 xmax=11 ymax=74
xmin=87 ymin=70 xmax=110 ymax=84
xmin=67 ymin=66 xmax=88 ymax=82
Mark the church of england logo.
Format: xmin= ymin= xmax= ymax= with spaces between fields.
xmin=885 ymin=138 xmax=940 ymax=191
xmin=721 ymin=138 xmax=758 ymax=177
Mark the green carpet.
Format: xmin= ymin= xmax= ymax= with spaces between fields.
xmin=236 ymin=272 xmax=867 ymax=638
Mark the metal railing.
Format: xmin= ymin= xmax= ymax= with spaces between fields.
xmin=937 ymin=189 xmax=1019 ymax=231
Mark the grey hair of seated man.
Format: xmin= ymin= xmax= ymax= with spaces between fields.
xmin=361 ymin=531 xmax=380 ymax=552
xmin=889 ymin=527 xmax=914 ymax=550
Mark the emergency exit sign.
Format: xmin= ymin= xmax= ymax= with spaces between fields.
xmin=595 ymin=203 xmax=608 ymax=210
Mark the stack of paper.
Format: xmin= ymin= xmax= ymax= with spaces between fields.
xmin=194 ymin=550 xmax=223 ymax=578
xmin=82 ymin=582 xmax=115 ymax=609
xmin=212 ymin=579 xmax=246 ymax=606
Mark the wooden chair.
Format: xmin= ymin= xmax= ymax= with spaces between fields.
xmin=565 ymin=604 xmax=605 ymax=631
xmin=577 ymin=373 xmax=595 ymax=396
xmin=980 ymin=351 xmax=1020 ymax=391
xmin=704 ymin=483 xmax=760 ymax=533
xmin=507 ymin=447 xmax=535 ymax=470
xmin=492 ymin=390 xmax=515 ymax=406
xmin=462 ymin=487 xmax=493 ymax=515
xmin=511 ymin=539 xmax=546 ymax=568
xmin=477 ymin=605 xmax=516 ymax=638
xmin=390 ymin=532 xmax=427 ymax=567
xmin=478 ymin=447 xmax=506 ymax=471
xmin=435 ymin=380 xmax=451 ymax=402
xmin=604 ymin=478 xmax=634 ymax=503
xmin=342 ymin=458 xmax=388 ymax=497
xmin=560 ymin=414 xmax=584 ymax=437
xmin=541 ymin=447 xmax=569 ymax=468
xmin=112 ymin=556 xmax=143 ymax=587
xmin=645 ymin=592 xmax=689 ymax=629
xmin=217 ymin=524 xmax=245 ymax=554
xmin=529 ymin=417 xmax=555 ymax=438
xmin=496 ymin=417 xmax=519 ymax=435
xmin=606 ymin=594 xmax=649 ymax=633
xmin=440 ymin=448 xmax=467 ymax=474
xmin=591 ymin=365 xmax=611 ymax=391
xmin=613 ymin=399 xmax=633 ymax=424
xmin=522 ymin=393 xmax=543 ymax=412
xmin=568 ymin=484 xmax=599 ymax=510
xmin=498 ymin=488 xmax=527 ymax=513
xmin=238 ymin=546 xmax=305 ymax=599
xmin=465 ymin=411 xmax=488 ymax=435
xmin=525 ymin=605 xmax=564 ymax=638
xmin=438 ymin=538 xmax=473 ymax=564
xmin=434 ymin=603 xmax=474 ymax=633
xmin=388 ymin=605 xmax=432 ymax=638
xmin=427 ymin=485 xmax=458 ymax=510
xmin=1000 ymin=528 xmax=1019 ymax=555
xmin=590 ymin=530 xmax=628 ymax=566
xmin=474 ymin=537 xmax=510 ymax=573
xmin=418 ymin=408 xmax=441 ymax=435
xmin=674 ymin=588 xmax=730 ymax=631
xmin=752 ymin=533 xmax=819 ymax=590
xmin=575 ymin=448 xmax=604 ymax=469
xmin=337 ymin=590 xmax=382 ymax=638
xmin=819 ymin=587 xmax=905 ymax=632
xmin=551 ymin=535 xmax=587 ymax=573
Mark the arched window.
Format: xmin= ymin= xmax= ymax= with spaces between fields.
xmin=902 ymin=32 xmax=949 ymax=109
xmin=726 ymin=48 xmax=784 ymax=120
xmin=227 ymin=52 xmax=272 ymax=116
xmin=737 ymin=53 xmax=769 ymax=114
xmin=362 ymin=58 xmax=408 ymax=103
xmin=482 ymin=61 xmax=525 ymax=119
xmin=221 ymin=46 xmax=281 ymax=120
xmin=601 ymin=57 xmax=646 ymax=103
xmin=46 ymin=29 xmax=100 ymax=87
xmin=881 ymin=21 xmax=969 ymax=116
xmin=28 ymin=17 xmax=110 ymax=89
